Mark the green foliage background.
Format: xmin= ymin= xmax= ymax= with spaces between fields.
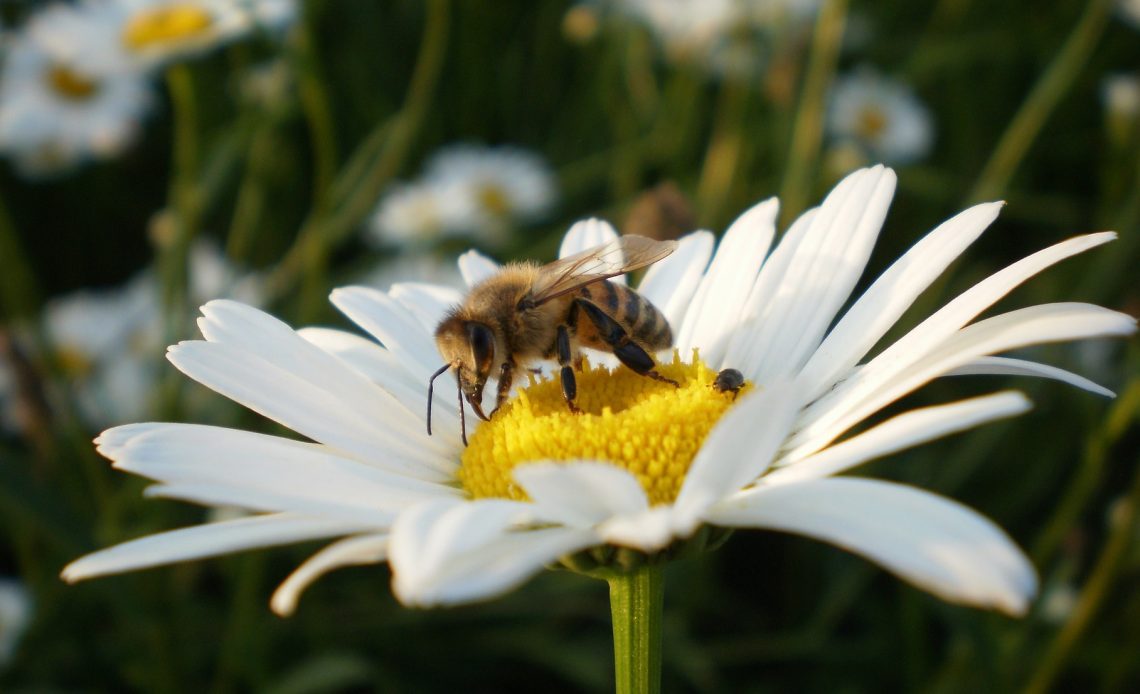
xmin=1 ymin=0 xmax=1138 ymax=691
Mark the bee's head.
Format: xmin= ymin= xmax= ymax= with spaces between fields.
xmin=433 ymin=314 xmax=496 ymax=422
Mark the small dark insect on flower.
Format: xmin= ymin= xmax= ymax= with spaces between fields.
xmin=713 ymin=368 xmax=745 ymax=399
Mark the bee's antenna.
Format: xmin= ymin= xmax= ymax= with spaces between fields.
xmin=457 ymin=377 xmax=468 ymax=447
xmin=426 ymin=363 xmax=451 ymax=437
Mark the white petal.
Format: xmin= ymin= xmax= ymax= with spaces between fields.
xmin=672 ymin=380 xmax=802 ymax=532
xmin=789 ymin=303 xmax=1136 ymax=459
xmin=514 ymin=462 xmax=649 ymax=526
xmin=390 ymin=499 xmax=595 ymax=607
xmin=767 ymin=391 xmax=1031 ymax=483
xmin=722 ymin=207 xmax=817 ymax=375
xmin=807 ymin=232 xmax=1118 ymax=434
xmin=598 ymin=506 xmax=677 ymax=551
xmin=389 ymin=282 xmax=463 ymax=334
xmin=636 ymin=230 xmax=714 ymax=338
xmin=796 ymin=201 xmax=1003 ymax=401
xmin=102 ymin=423 xmax=458 ymax=520
xmin=166 ymin=341 xmax=454 ymax=480
xmin=458 ymin=250 xmax=500 ymax=287
xmin=675 ymin=198 xmax=778 ymax=366
xmin=945 ymin=356 xmax=1114 ymax=397
xmin=706 ymin=478 xmax=1037 ymax=615
xmin=296 ymin=327 xmax=461 ymax=435
xmin=193 ymin=300 xmax=449 ymax=457
xmin=560 ymin=218 xmax=625 ymax=283
xmin=739 ymin=166 xmax=898 ymax=383
xmin=270 ymin=534 xmax=389 ymax=616
xmin=330 ymin=286 xmax=443 ymax=383
xmin=62 ymin=514 xmax=365 ymax=583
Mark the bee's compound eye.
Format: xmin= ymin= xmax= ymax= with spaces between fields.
xmin=466 ymin=322 xmax=495 ymax=376
xmin=714 ymin=368 xmax=744 ymax=392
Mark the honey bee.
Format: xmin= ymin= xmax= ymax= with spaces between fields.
xmin=427 ymin=235 xmax=679 ymax=444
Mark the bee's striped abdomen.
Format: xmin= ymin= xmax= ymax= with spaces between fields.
xmin=577 ymin=280 xmax=672 ymax=350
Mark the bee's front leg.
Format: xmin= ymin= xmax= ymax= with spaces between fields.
xmin=574 ymin=299 xmax=679 ymax=387
xmin=492 ymin=359 xmax=515 ymax=416
xmin=556 ymin=323 xmax=581 ymax=413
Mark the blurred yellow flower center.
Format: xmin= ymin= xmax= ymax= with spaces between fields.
xmin=856 ymin=106 xmax=888 ymax=140
xmin=46 ymin=66 xmax=99 ymax=101
xmin=476 ymin=183 xmax=511 ymax=217
xmin=459 ymin=354 xmax=749 ymax=506
xmin=123 ymin=5 xmax=214 ymax=50
xmin=56 ymin=346 xmax=95 ymax=378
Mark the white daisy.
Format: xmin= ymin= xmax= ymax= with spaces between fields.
xmin=423 ymin=144 xmax=558 ymax=237
xmin=607 ymin=0 xmax=819 ymax=77
xmin=114 ymin=0 xmax=295 ymax=69
xmin=62 ymin=167 xmax=1134 ymax=618
xmin=44 ymin=240 xmax=260 ymax=427
xmin=1119 ymin=0 xmax=1140 ymax=29
xmin=1102 ymin=73 xmax=1140 ymax=119
xmin=0 ymin=579 xmax=32 ymax=667
xmin=0 ymin=3 xmax=154 ymax=178
xmin=828 ymin=68 xmax=934 ymax=166
xmin=367 ymin=179 xmax=477 ymax=247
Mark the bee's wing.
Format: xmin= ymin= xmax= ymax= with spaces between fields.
xmin=530 ymin=235 xmax=677 ymax=305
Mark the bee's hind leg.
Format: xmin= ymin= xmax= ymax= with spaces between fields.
xmin=574 ymin=299 xmax=679 ymax=387
xmin=556 ymin=323 xmax=582 ymax=413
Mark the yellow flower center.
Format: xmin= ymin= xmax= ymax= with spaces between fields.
xmin=46 ymin=65 xmax=99 ymax=102
xmin=476 ymin=183 xmax=511 ymax=217
xmin=856 ymin=106 xmax=888 ymax=140
xmin=122 ymin=4 xmax=215 ymax=51
xmin=459 ymin=354 xmax=750 ymax=506
xmin=56 ymin=346 xmax=95 ymax=378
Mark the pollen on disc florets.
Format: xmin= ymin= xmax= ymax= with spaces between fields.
xmin=458 ymin=352 xmax=751 ymax=506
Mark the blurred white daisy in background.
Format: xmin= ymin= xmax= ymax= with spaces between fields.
xmin=44 ymin=240 xmax=261 ymax=428
xmin=1118 ymin=0 xmax=1140 ymax=29
xmin=367 ymin=179 xmax=476 ymax=247
xmin=0 ymin=2 xmax=154 ymax=178
xmin=423 ymin=144 xmax=557 ymax=238
xmin=61 ymin=167 xmax=1135 ymax=617
xmin=0 ymin=362 xmax=19 ymax=434
xmin=369 ymin=144 xmax=556 ymax=248
xmin=827 ymin=68 xmax=934 ymax=166
xmin=114 ymin=0 xmax=297 ymax=69
xmin=1102 ymin=72 xmax=1140 ymax=145
xmin=358 ymin=253 xmax=466 ymax=292
xmin=600 ymin=0 xmax=819 ymax=78
xmin=0 ymin=579 xmax=32 ymax=668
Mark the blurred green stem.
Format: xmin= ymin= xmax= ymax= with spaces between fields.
xmin=696 ymin=79 xmax=749 ymax=228
xmin=160 ymin=64 xmax=202 ymax=331
xmin=778 ymin=0 xmax=847 ymax=228
xmin=608 ymin=564 xmax=664 ymax=694
xmin=264 ymin=0 xmax=450 ymax=303
xmin=0 ymin=194 xmax=39 ymax=320
xmin=1031 ymin=380 xmax=1140 ymax=567
xmin=967 ymin=0 xmax=1112 ymax=203
xmin=1024 ymin=446 xmax=1140 ymax=694
xmin=158 ymin=64 xmax=203 ymax=418
xmin=295 ymin=18 xmax=339 ymax=201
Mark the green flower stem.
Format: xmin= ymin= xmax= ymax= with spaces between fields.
xmin=607 ymin=564 xmax=664 ymax=694
xmin=0 ymin=194 xmax=39 ymax=321
xmin=1024 ymin=429 xmax=1140 ymax=694
xmin=263 ymin=0 xmax=449 ymax=303
xmin=967 ymin=0 xmax=1112 ymax=203
xmin=1031 ymin=379 xmax=1140 ymax=567
xmin=158 ymin=64 xmax=203 ymax=418
xmin=696 ymin=79 xmax=749 ymax=229
xmin=777 ymin=0 xmax=847 ymax=229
